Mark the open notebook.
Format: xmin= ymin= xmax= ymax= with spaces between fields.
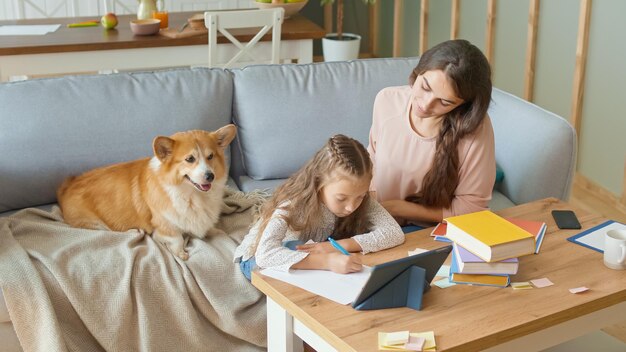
xmin=260 ymin=245 xmax=452 ymax=308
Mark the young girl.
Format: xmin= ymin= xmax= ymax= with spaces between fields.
xmin=234 ymin=134 xmax=404 ymax=280
xmin=368 ymin=39 xmax=496 ymax=231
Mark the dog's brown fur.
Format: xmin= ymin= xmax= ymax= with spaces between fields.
xmin=57 ymin=124 xmax=237 ymax=260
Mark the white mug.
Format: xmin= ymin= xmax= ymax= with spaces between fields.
xmin=604 ymin=229 xmax=626 ymax=270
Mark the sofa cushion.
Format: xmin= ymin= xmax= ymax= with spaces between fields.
xmin=489 ymin=190 xmax=516 ymax=211
xmin=231 ymin=58 xmax=419 ymax=181
xmin=236 ymin=176 xmax=286 ymax=193
xmin=489 ymin=88 xmax=576 ymax=204
xmin=0 ymin=68 xmax=234 ymax=213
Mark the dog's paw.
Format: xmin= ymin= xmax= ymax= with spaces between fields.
xmin=177 ymin=250 xmax=190 ymax=261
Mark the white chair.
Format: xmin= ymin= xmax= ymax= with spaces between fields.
xmin=204 ymin=8 xmax=284 ymax=69
xmin=13 ymin=0 xmax=78 ymax=19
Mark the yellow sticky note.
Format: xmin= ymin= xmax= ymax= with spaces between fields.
xmin=378 ymin=331 xmax=436 ymax=351
xmin=378 ymin=332 xmax=410 ymax=351
xmin=384 ymin=331 xmax=410 ymax=345
xmin=511 ymin=281 xmax=533 ymax=290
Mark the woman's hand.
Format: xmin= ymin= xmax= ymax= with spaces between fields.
xmin=326 ymin=253 xmax=363 ymax=274
xmin=295 ymin=242 xmax=335 ymax=253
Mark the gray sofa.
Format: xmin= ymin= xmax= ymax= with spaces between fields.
xmin=0 ymin=58 xmax=576 ymax=350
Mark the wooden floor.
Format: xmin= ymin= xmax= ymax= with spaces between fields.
xmin=570 ymin=181 xmax=626 ymax=344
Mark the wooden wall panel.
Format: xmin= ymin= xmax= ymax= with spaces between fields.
xmin=571 ymin=0 xmax=592 ymax=134
xmin=393 ymin=0 xmax=403 ymax=57
xmin=370 ymin=1 xmax=380 ymax=56
xmin=450 ymin=0 xmax=459 ymax=40
xmin=485 ymin=0 xmax=496 ymax=64
xmin=524 ymin=0 xmax=540 ymax=102
xmin=419 ymin=0 xmax=428 ymax=54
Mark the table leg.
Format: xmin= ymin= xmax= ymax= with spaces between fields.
xmin=267 ymin=296 xmax=304 ymax=352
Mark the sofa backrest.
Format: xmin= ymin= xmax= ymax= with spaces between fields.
xmin=0 ymin=68 xmax=233 ymax=213
xmin=0 ymin=59 xmax=577 ymax=214
xmin=229 ymin=58 xmax=419 ymax=183
xmin=229 ymin=58 xmax=576 ymax=206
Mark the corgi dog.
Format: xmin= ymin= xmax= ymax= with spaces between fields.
xmin=57 ymin=124 xmax=237 ymax=260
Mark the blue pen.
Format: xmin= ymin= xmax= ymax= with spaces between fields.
xmin=328 ymin=237 xmax=350 ymax=255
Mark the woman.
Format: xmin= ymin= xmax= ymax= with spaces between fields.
xmin=368 ymin=39 xmax=496 ymax=230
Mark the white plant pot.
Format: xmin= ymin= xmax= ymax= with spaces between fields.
xmin=322 ymin=33 xmax=361 ymax=62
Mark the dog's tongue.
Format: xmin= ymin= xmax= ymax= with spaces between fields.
xmin=201 ymin=183 xmax=211 ymax=191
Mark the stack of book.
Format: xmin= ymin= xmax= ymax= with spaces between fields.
xmin=442 ymin=210 xmax=547 ymax=287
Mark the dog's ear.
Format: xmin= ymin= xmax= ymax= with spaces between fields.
xmin=214 ymin=124 xmax=237 ymax=148
xmin=153 ymin=136 xmax=175 ymax=161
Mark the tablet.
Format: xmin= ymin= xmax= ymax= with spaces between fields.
xmin=351 ymin=245 xmax=452 ymax=308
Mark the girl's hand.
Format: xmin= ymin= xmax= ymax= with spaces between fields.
xmin=296 ymin=241 xmax=335 ymax=253
xmin=327 ymin=253 xmax=362 ymax=274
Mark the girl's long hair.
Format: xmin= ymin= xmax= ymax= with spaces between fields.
xmin=405 ymin=39 xmax=492 ymax=208
xmin=253 ymin=134 xmax=373 ymax=250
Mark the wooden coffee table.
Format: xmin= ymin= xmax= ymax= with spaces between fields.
xmin=253 ymin=198 xmax=626 ymax=351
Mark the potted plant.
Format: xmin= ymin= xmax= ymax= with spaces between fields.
xmin=320 ymin=0 xmax=375 ymax=61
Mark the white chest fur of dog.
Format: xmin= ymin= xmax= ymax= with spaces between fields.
xmin=57 ymin=124 xmax=237 ymax=260
xmin=157 ymin=157 xmax=226 ymax=237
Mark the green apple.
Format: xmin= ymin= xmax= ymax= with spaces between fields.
xmin=100 ymin=12 xmax=118 ymax=30
xmin=256 ymin=0 xmax=272 ymax=3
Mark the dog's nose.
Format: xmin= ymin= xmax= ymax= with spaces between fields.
xmin=204 ymin=172 xmax=214 ymax=182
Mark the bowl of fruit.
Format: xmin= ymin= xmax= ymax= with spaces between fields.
xmin=254 ymin=0 xmax=308 ymax=19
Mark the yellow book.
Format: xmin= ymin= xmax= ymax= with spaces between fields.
xmin=450 ymin=272 xmax=511 ymax=287
xmin=444 ymin=210 xmax=535 ymax=262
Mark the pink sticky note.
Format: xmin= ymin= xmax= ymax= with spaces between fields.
xmin=404 ymin=336 xmax=425 ymax=351
xmin=569 ymin=286 xmax=589 ymax=294
xmin=530 ymin=278 xmax=554 ymax=288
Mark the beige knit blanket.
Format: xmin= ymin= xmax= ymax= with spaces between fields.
xmin=0 ymin=188 xmax=268 ymax=352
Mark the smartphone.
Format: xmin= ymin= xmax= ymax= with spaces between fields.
xmin=551 ymin=210 xmax=582 ymax=230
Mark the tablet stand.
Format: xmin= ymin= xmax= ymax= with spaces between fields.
xmin=354 ymin=265 xmax=429 ymax=311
